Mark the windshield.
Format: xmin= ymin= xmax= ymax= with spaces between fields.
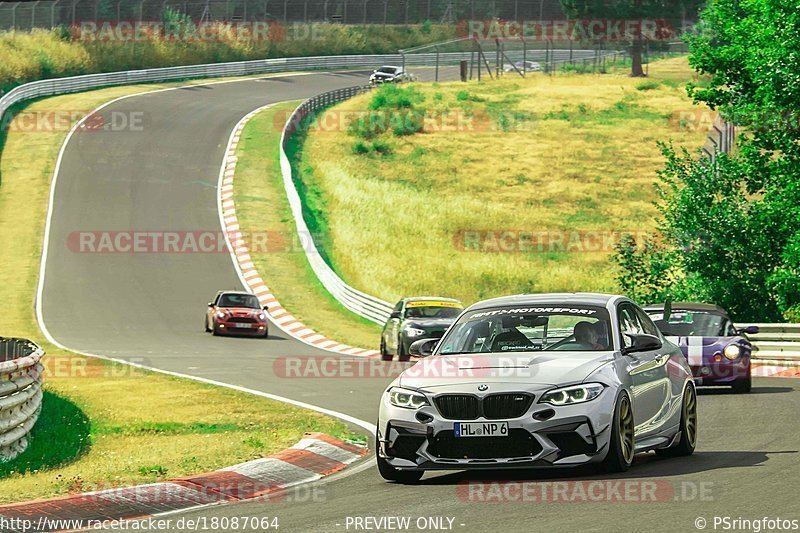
xmin=218 ymin=293 xmax=261 ymax=309
xmin=437 ymin=305 xmax=612 ymax=355
xmin=378 ymin=67 xmax=398 ymax=74
xmin=405 ymin=306 xmax=462 ymax=319
xmin=646 ymin=310 xmax=731 ymax=337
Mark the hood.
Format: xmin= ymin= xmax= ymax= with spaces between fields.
xmin=398 ymin=352 xmax=614 ymax=390
xmin=404 ymin=318 xmax=455 ymax=329
xmin=219 ymin=307 xmax=261 ymax=316
xmin=666 ymin=335 xmax=750 ymax=350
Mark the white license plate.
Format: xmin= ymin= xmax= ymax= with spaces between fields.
xmin=233 ymin=323 xmax=254 ymax=329
xmin=454 ymin=421 xmax=509 ymax=438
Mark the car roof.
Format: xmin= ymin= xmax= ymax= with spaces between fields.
xmin=403 ymin=296 xmax=463 ymax=304
xmin=379 ymin=65 xmax=401 ymax=69
xmin=643 ymin=302 xmax=728 ymax=315
xmin=466 ymin=293 xmax=622 ymax=312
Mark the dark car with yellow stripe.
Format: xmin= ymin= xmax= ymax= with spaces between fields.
xmin=380 ymin=297 xmax=464 ymax=361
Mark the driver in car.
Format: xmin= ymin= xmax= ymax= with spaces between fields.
xmin=574 ymin=321 xmax=608 ymax=350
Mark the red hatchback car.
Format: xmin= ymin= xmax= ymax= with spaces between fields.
xmin=205 ymin=291 xmax=269 ymax=338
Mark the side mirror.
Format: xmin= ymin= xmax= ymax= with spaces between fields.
xmin=738 ymin=325 xmax=760 ymax=335
xmin=622 ymin=334 xmax=662 ymax=355
xmin=207 ymin=302 xmax=214 ymax=307
xmin=263 ymin=306 xmax=270 ymax=311
xmin=389 ymin=311 xmax=402 ymax=320
xmin=409 ymin=338 xmax=438 ymax=358
xmin=372 ymin=69 xmax=377 ymax=73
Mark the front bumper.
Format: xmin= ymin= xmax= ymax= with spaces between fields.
xmin=692 ymin=357 xmax=750 ymax=384
xmin=215 ymin=319 xmax=268 ymax=336
xmin=377 ymin=387 xmax=616 ymax=470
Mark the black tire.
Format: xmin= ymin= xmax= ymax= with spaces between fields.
xmin=656 ymin=384 xmax=698 ymax=458
xmin=380 ymin=338 xmax=392 ymax=361
xmin=398 ymin=339 xmax=410 ymax=362
xmin=731 ymin=375 xmax=752 ymax=394
xmin=598 ymin=392 xmax=634 ymax=473
xmin=212 ymin=322 xmax=220 ymax=336
xmin=262 ymin=327 xmax=269 ymax=339
xmin=204 ymin=316 xmax=211 ymax=333
xmin=376 ymin=425 xmax=423 ymax=483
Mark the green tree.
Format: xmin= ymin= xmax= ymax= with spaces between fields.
xmin=560 ymin=0 xmax=705 ymax=76
xmin=614 ymin=0 xmax=800 ymax=322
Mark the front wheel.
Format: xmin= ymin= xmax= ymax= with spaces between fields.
xmin=397 ymin=340 xmax=410 ymax=362
xmin=598 ymin=392 xmax=634 ymax=473
xmin=204 ymin=316 xmax=211 ymax=333
xmin=380 ymin=338 xmax=392 ymax=361
xmin=731 ymin=375 xmax=751 ymax=394
xmin=656 ymin=384 xmax=697 ymax=458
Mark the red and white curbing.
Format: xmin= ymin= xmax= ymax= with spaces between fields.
xmin=0 ymin=433 xmax=366 ymax=529
xmin=751 ymin=359 xmax=800 ymax=378
xmin=218 ymin=105 xmax=379 ymax=358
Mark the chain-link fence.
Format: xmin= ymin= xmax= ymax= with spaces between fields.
xmin=399 ymin=38 xmax=689 ymax=82
xmin=0 ymin=0 xmax=573 ymax=29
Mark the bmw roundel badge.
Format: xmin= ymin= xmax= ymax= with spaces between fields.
xmin=477 ymin=384 xmax=489 ymax=391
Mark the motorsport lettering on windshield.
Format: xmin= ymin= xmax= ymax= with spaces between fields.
xmin=468 ymin=307 xmax=599 ymax=320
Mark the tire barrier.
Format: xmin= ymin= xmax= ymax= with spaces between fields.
xmin=0 ymin=338 xmax=44 ymax=462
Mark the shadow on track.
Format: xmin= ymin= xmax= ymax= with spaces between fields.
xmin=402 ymin=450 xmax=797 ymax=486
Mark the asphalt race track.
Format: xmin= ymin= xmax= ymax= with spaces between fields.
xmin=39 ymin=71 xmax=800 ymax=532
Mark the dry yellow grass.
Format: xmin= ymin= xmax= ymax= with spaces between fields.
xmin=298 ymin=57 xmax=710 ymax=305
xmin=0 ymin=79 xmax=351 ymax=503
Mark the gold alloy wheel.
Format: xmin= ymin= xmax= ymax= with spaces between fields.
xmin=684 ymin=386 xmax=698 ymax=448
xmin=619 ymin=395 xmax=635 ymax=464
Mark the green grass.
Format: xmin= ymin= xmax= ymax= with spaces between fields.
xmin=233 ymin=102 xmax=381 ymax=349
xmin=292 ymin=57 xmax=711 ymax=306
xmin=0 ymin=82 xmax=355 ymax=504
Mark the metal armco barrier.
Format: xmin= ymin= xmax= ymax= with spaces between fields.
xmin=280 ymin=86 xmax=395 ymax=325
xmin=703 ymin=114 xmax=736 ymax=161
xmin=741 ymin=324 xmax=800 ymax=361
xmin=0 ymin=338 xmax=44 ymax=462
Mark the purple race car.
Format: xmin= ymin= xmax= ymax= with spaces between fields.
xmin=644 ymin=303 xmax=759 ymax=394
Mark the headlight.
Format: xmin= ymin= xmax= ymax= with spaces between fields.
xmin=215 ymin=311 xmax=226 ymax=319
xmin=388 ymin=387 xmax=429 ymax=409
xmin=539 ymin=383 xmax=605 ymax=406
xmin=257 ymin=311 xmax=267 ymax=321
xmin=405 ymin=327 xmax=426 ymax=338
xmin=723 ymin=344 xmax=741 ymax=360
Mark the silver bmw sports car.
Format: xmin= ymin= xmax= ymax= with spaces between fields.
xmin=376 ymin=293 xmax=698 ymax=482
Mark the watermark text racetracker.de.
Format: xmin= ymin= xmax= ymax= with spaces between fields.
xmin=459 ymin=480 xmax=714 ymax=503
xmin=67 ymin=230 xmax=326 ymax=254
xmin=1 ymin=110 xmax=146 ymax=134
xmin=453 ymin=229 xmax=655 ymax=254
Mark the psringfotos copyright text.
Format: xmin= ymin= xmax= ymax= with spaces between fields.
xmin=695 ymin=516 xmax=799 ymax=532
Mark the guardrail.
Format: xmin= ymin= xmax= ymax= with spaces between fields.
xmin=740 ymin=324 xmax=800 ymax=362
xmin=279 ymin=86 xmax=394 ymax=325
xmin=703 ymin=115 xmax=736 ymax=162
xmin=0 ymin=338 xmax=44 ymax=462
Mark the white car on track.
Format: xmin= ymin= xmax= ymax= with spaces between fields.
xmin=376 ymin=293 xmax=697 ymax=482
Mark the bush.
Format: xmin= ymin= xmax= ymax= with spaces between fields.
xmin=636 ymin=80 xmax=661 ymax=91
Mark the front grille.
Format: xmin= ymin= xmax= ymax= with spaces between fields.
xmin=434 ymin=395 xmax=480 ymax=420
xmin=433 ymin=393 xmax=534 ymax=420
xmin=427 ymin=429 xmax=542 ymax=460
xmin=230 ymin=317 xmax=256 ymax=324
xmin=483 ymin=394 xmax=534 ymax=419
